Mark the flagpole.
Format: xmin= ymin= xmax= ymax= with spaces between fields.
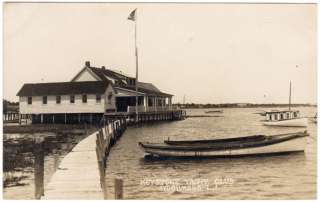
xmin=134 ymin=10 xmax=139 ymax=123
xmin=289 ymin=81 xmax=291 ymax=111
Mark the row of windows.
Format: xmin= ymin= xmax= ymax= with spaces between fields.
xmin=27 ymin=95 xmax=102 ymax=105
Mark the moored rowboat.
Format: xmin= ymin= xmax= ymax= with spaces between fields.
xmin=164 ymin=134 xmax=265 ymax=146
xmin=139 ymin=131 xmax=309 ymax=157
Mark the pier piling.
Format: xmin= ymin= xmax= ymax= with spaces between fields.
xmin=34 ymin=137 xmax=45 ymax=199
xmin=114 ymin=178 xmax=123 ymax=199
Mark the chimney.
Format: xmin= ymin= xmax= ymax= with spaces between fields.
xmin=101 ymin=66 xmax=106 ymax=70
xmin=85 ymin=61 xmax=90 ymax=67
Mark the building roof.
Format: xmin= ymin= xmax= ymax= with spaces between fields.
xmin=88 ymin=65 xmax=172 ymax=97
xmin=17 ymin=81 xmax=110 ymax=96
xmin=70 ymin=62 xmax=173 ymax=97
xmin=122 ymin=82 xmax=173 ymax=97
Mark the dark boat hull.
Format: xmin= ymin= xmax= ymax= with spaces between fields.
xmin=139 ymin=132 xmax=308 ymax=157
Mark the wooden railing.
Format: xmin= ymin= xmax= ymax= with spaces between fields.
xmin=127 ymin=105 xmax=179 ymax=113
xmin=95 ymin=117 xmax=127 ymax=199
xmin=3 ymin=112 xmax=19 ymax=122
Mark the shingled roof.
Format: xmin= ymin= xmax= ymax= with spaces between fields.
xmin=71 ymin=62 xmax=173 ymax=97
xmin=17 ymin=81 xmax=110 ymax=96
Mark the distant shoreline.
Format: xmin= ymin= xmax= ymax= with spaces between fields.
xmin=173 ymin=103 xmax=317 ymax=109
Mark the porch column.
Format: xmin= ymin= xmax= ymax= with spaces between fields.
xmin=144 ymin=96 xmax=148 ymax=112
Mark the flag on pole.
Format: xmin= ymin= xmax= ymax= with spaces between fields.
xmin=128 ymin=9 xmax=137 ymax=21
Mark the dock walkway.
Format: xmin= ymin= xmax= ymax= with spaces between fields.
xmin=40 ymin=111 xmax=185 ymax=199
xmin=42 ymin=131 xmax=103 ymax=199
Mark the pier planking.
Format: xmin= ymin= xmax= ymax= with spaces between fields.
xmin=42 ymin=131 xmax=103 ymax=199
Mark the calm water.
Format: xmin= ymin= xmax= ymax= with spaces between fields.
xmin=105 ymin=107 xmax=317 ymax=199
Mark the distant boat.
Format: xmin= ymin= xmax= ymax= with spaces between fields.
xmin=139 ymin=131 xmax=309 ymax=158
xmin=262 ymin=82 xmax=307 ymax=127
xmin=205 ymin=110 xmax=223 ymax=113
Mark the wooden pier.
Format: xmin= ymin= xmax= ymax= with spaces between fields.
xmin=42 ymin=117 xmax=126 ymax=199
xmin=105 ymin=109 xmax=186 ymax=124
xmin=42 ymin=131 xmax=103 ymax=199
xmin=38 ymin=109 xmax=185 ymax=199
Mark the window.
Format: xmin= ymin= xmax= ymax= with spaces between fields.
xmin=70 ymin=95 xmax=75 ymax=103
xmin=96 ymin=94 xmax=101 ymax=103
xmin=56 ymin=96 xmax=61 ymax=104
xmin=82 ymin=95 xmax=87 ymax=103
xmin=27 ymin=97 xmax=32 ymax=105
xmin=42 ymin=96 xmax=47 ymax=104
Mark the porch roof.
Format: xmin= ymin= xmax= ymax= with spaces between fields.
xmin=115 ymin=87 xmax=145 ymax=97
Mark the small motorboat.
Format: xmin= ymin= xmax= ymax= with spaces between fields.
xmin=139 ymin=131 xmax=309 ymax=157
xmin=262 ymin=82 xmax=307 ymax=127
xmin=263 ymin=111 xmax=308 ymax=127
xmin=205 ymin=110 xmax=223 ymax=113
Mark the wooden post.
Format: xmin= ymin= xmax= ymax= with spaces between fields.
xmin=114 ymin=178 xmax=123 ymax=199
xmin=52 ymin=114 xmax=55 ymax=124
xmin=103 ymin=177 xmax=108 ymax=199
xmin=40 ymin=114 xmax=43 ymax=124
xmin=53 ymin=153 xmax=59 ymax=171
xmin=34 ymin=137 xmax=45 ymax=199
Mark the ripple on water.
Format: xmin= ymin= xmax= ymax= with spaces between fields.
xmin=105 ymin=108 xmax=317 ymax=200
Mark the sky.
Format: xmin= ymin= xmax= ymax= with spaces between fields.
xmin=3 ymin=3 xmax=317 ymax=104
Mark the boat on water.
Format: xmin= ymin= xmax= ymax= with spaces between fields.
xmin=205 ymin=110 xmax=223 ymax=113
xmin=262 ymin=82 xmax=307 ymax=127
xmin=139 ymin=131 xmax=309 ymax=157
xmin=263 ymin=110 xmax=308 ymax=127
xmin=164 ymin=134 xmax=264 ymax=146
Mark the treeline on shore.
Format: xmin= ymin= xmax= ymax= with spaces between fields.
xmin=173 ymin=103 xmax=316 ymax=109
xmin=3 ymin=99 xmax=19 ymax=114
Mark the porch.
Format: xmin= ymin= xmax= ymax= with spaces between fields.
xmin=114 ymin=87 xmax=173 ymax=113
